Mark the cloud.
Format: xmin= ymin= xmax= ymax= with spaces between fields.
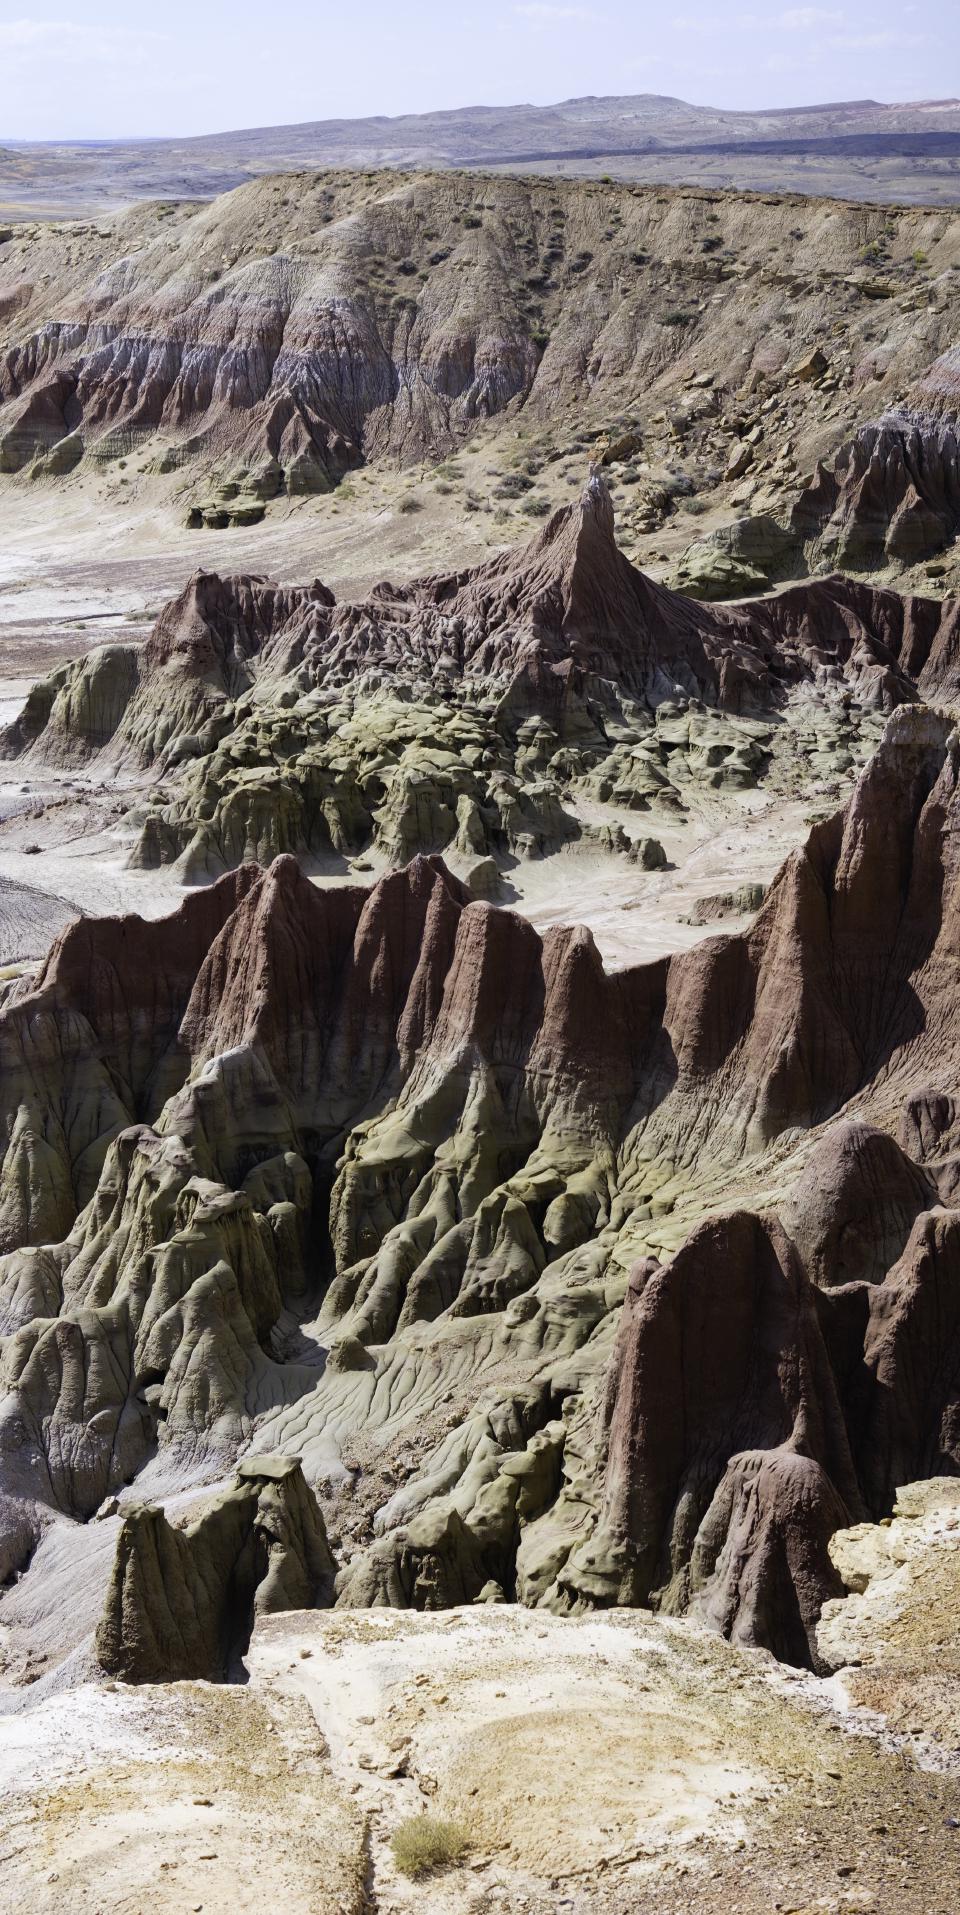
xmin=674 ymin=6 xmax=842 ymax=32
xmin=0 ymin=18 xmax=74 ymax=49
xmin=514 ymin=3 xmax=599 ymax=20
xmin=671 ymin=7 xmax=932 ymax=50
xmin=774 ymin=6 xmax=843 ymax=25
xmin=826 ymin=29 xmax=927 ymax=50
xmin=0 ymin=18 xmax=167 ymax=65
xmin=733 ymin=7 xmax=843 ymax=27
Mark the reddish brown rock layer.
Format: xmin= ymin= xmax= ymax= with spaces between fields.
xmin=2 ymin=705 xmax=960 ymax=1668
xmin=7 ymin=478 xmax=960 ymax=782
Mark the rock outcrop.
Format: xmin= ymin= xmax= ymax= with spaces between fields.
xmin=3 ymin=699 xmax=960 ymax=1677
xmin=95 ymin=1454 xmax=336 ymax=1681
xmin=817 ymin=1477 xmax=960 ymax=1735
xmin=792 ymin=408 xmax=960 ymax=569
xmin=790 ymin=346 xmax=960 ymax=571
xmin=13 ymin=477 xmax=957 ymax=768
xmin=560 ymin=1212 xmax=856 ymax=1666
xmin=669 ymin=514 xmax=800 ymax=600
xmin=4 ymin=475 xmax=958 ymax=891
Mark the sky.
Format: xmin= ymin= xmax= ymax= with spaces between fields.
xmin=0 ymin=0 xmax=956 ymax=142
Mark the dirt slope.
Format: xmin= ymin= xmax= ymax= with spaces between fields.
xmin=1 ymin=171 xmax=958 ymax=506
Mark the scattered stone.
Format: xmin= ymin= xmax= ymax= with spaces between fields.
xmin=792 ymin=346 xmax=829 ymax=383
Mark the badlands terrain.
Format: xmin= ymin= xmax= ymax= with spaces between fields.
xmin=3 ymin=92 xmax=960 ymax=219
xmin=0 ymin=154 xmax=959 ymax=1913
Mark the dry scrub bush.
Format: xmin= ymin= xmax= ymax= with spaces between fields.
xmin=389 ymin=1814 xmax=470 ymax=1877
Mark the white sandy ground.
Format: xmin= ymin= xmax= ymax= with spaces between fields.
xmin=1 ymin=1598 xmax=958 ymax=1915
xmin=250 ymin=1608 xmax=768 ymax=1894
xmin=0 ymin=1671 xmax=367 ymax=1915
xmin=0 ymin=704 xmax=827 ymax=968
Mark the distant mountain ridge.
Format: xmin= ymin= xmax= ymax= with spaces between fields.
xmin=3 ymin=92 xmax=960 ymax=219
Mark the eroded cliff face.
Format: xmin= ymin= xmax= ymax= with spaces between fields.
xmin=3 ymin=476 xmax=956 ymax=901
xmin=1 ymin=169 xmax=959 ymax=526
xmin=0 ymin=700 xmax=959 ymax=1679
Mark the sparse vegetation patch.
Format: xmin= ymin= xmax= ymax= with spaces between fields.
xmin=390 ymin=1815 xmax=470 ymax=1878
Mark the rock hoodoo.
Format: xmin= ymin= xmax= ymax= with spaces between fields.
xmin=95 ymin=1456 xmax=336 ymax=1682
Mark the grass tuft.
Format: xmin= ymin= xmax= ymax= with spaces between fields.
xmin=389 ymin=1813 xmax=470 ymax=1878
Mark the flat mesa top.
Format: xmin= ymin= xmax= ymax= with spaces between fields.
xmin=236 ymin=1453 xmax=302 ymax=1482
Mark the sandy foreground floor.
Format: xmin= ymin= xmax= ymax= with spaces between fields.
xmin=1 ymin=1603 xmax=958 ymax=1915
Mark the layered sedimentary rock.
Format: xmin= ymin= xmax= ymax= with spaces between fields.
xmin=14 ymin=475 xmax=958 ymax=760
xmin=583 ymin=1214 xmax=859 ymax=1664
xmin=95 ymin=1455 xmax=335 ymax=1681
xmin=4 ymin=475 xmax=958 ymax=892
xmin=2 ymin=172 xmax=957 ymax=494
xmin=790 ymin=348 xmax=960 ymax=570
xmin=792 ymin=412 xmax=960 ymax=568
xmin=2 ymin=703 xmax=960 ymax=1677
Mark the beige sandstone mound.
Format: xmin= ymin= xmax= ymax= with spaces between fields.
xmin=2 ymin=169 xmax=960 ymax=563
xmin=818 ymin=1477 xmax=960 ymax=1755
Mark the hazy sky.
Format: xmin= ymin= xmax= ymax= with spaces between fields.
xmin=0 ymin=0 xmax=956 ymax=142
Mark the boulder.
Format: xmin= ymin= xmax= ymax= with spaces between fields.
xmin=792 ymin=346 xmax=829 ymax=383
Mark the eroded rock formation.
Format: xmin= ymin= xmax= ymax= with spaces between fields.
xmin=4 ymin=475 xmax=959 ymax=897
xmin=793 ymin=411 xmax=960 ymax=569
xmin=1 ymin=700 xmax=960 ymax=1676
xmin=790 ymin=349 xmax=960 ymax=571
xmin=95 ymin=1455 xmax=335 ymax=1682
xmin=2 ymin=170 xmax=958 ymax=520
